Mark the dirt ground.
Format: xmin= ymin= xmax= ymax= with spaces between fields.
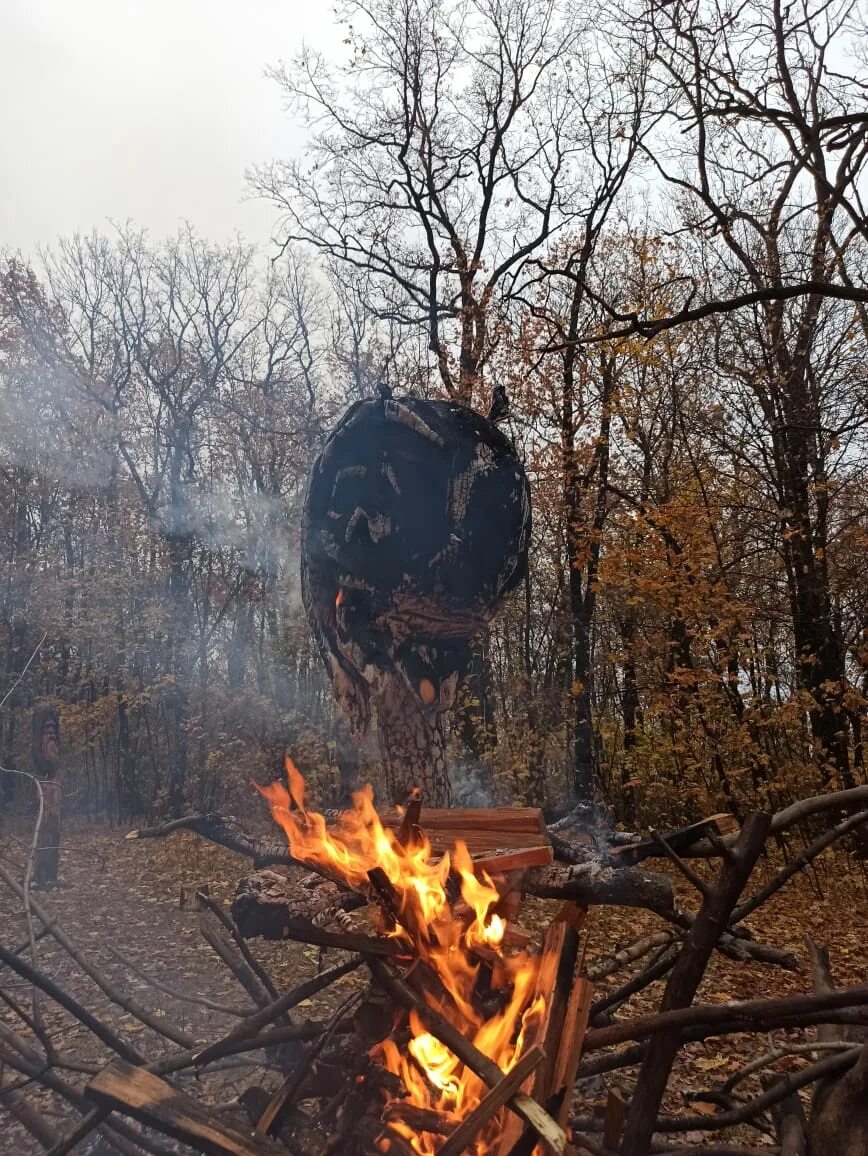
xmin=0 ymin=816 xmax=866 ymax=1153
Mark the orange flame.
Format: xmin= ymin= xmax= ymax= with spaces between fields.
xmin=256 ymin=759 xmax=544 ymax=1155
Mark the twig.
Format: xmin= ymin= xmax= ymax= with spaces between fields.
xmin=0 ymin=940 xmax=145 ymax=1064
xmin=195 ymin=888 xmax=280 ymax=1001
xmin=732 ymin=809 xmax=868 ymax=924
xmin=0 ymin=861 xmax=195 ymax=1047
xmin=650 ymin=831 xmax=711 ymax=898
xmin=0 ymin=767 xmax=46 ymax=1032
xmin=255 ymin=989 xmax=363 ymax=1135
xmin=717 ymin=1041 xmax=855 ymax=1094
xmin=105 ymin=944 xmax=254 ymax=1017
xmin=653 ymin=1046 xmax=863 ymax=1132
xmin=192 ymin=955 xmax=363 ymax=1069
xmin=584 ymin=984 xmax=868 ymax=1052
xmin=620 ymin=812 xmax=772 ymax=1156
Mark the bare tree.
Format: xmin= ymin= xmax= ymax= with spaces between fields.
xmin=252 ymin=0 xmax=617 ymax=408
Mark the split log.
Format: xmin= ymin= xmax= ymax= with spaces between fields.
xmin=302 ymin=395 xmax=531 ymax=806
xmin=499 ymin=913 xmax=593 ymax=1155
xmin=85 ymin=1060 xmax=285 ymax=1155
xmin=437 ymin=1045 xmax=546 ymax=1156
xmin=367 ymin=957 xmax=567 ymax=1153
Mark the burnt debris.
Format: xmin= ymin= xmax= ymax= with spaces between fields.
xmin=301 ymin=395 xmax=531 ymax=805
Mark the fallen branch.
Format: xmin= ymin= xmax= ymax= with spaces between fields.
xmin=192 ymin=955 xmax=363 ymax=1069
xmin=0 ymin=863 xmax=197 ymax=1047
xmin=620 ymin=812 xmax=771 ymax=1156
xmin=583 ymin=985 xmax=868 ymax=1052
xmin=732 ymin=809 xmax=868 ymax=924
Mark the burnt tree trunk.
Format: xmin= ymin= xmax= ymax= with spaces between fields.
xmin=301 ymin=395 xmax=531 ymax=806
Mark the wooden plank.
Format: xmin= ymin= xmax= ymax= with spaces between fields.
xmin=552 ymin=978 xmax=594 ymax=1126
xmin=472 ymin=846 xmax=554 ymax=873
xmin=379 ymin=807 xmax=549 ymax=844
xmin=86 ymin=1061 xmax=283 ymax=1155
xmin=603 ymin=1088 xmax=627 ymax=1151
xmin=437 ymin=1046 xmax=546 ymax=1156
xmin=498 ymin=922 xmax=575 ymax=1156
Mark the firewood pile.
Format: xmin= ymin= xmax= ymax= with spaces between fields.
xmin=1 ymin=776 xmax=868 ymax=1155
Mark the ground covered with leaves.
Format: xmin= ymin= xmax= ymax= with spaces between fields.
xmin=1 ymin=818 xmax=866 ymax=1153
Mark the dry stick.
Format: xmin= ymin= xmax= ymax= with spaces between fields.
xmin=586 ymin=932 xmax=675 ymax=982
xmin=105 ymin=944 xmax=254 ymax=1017
xmin=719 ymin=1041 xmax=855 ymax=1094
xmin=650 ymin=831 xmax=711 ymax=898
xmin=652 ymin=1045 xmax=862 ymax=1133
xmin=0 ymin=940 xmax=144 ymax=1065
xmin=681 ymin=785 xmax=868 ymax=858
xmin=577 ymin=1008 xmax=868 ymax=1081
xmin=0 ymin=1078 xmax=61 ymax=1149
xmin=199 ymin=912 xmax=273 ymax=1009
xmin=367 ymin=957 xmax=567 ymax=1154
xmin=590 ymin=945 xmax=679 ymax=1020
xmin=435 ymin=1044 xmax=546 ymax=1156
xmin=732 ymin=809 xmax=868 ymax=924
xmin=195 ymin=888 xmax=280 ymax=1002
xmin=583 ymin=984 xmax=868 ymax=1052
xmin=192 ymin=954 xmax=362 ymax=1068
xmin=0 ymin=767 xmax=47 ymax=1035
xmin=764 ymin=1073 xmax=807 ymax=1156
xmin=0 ymin=862 xmax=195 ymax=1048
xmin=620 ymin=811 xmax=771 ymax=1156
xmin=255 ymin=989 xmax=363 ymax=1136
xmin=157 ymin=1019 xmax=344 ymax=1075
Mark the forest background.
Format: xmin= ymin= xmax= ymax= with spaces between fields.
xmin=2 ymin=0 xmax=867 ymax=830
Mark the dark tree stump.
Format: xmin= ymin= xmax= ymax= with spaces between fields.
xmin=301 ymin=396 xmax=531 ymax=805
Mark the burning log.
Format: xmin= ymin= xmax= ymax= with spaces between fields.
xmin=368 ymin=958 xmax=568 ymax=1154
xmin=301 ymin=395 xmax=531 ymax=806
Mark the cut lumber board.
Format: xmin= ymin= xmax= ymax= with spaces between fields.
xmin=378 ymin=806 xmax=550 ymax=856
xmin=437 ymin=1045 xmax=546 ymax=1156
xmin=472 ymin=846 xmax=554 ymax=873
xmin=86 ymin=1061 xmax=283 ymax=1155
xmin=498 ymin=919 xmax=581 ymax=1156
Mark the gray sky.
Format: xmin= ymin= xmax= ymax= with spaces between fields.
xmin=1 ymin=0 xmax=337 ymax=255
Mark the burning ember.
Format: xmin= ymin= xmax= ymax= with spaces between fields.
xmin=257 ymin=758 xmax=546 ymax=1155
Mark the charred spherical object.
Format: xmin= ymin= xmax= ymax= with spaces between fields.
xmin=301 ymin=395 xmax=531 ymax=803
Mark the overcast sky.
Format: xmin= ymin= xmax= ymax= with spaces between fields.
xmin=1 ymin=0 xmax=339 ymax=256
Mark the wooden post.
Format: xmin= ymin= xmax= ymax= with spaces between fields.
xmin=32 ymin=704 xmax=62 ymax=888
